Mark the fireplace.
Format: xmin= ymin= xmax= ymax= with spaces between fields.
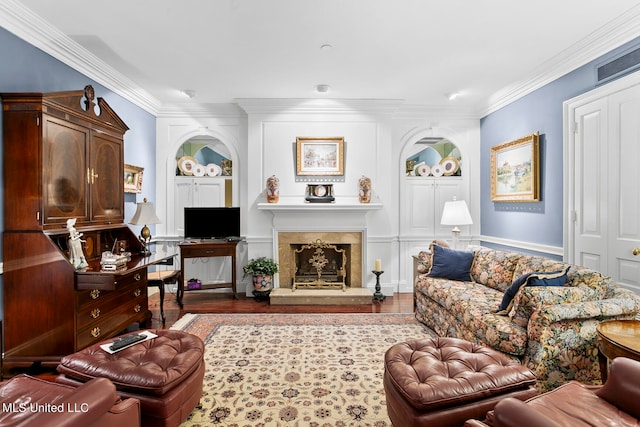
xmin=277 ymin=231 xmax=363 ymax=290
xmin=258 ymin=197 xmax=382 ymax=305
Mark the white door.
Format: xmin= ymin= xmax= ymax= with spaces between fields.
xmin=608 ymin=84 xmax=640 ymax=294
xmin=572 ymin=98 xmax=609 ymax=272
xmin=569 ymin=72 xmax=640 ymax=294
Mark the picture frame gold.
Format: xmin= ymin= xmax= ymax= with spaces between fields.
xmin=124 ymin=163 xmax=144 ymax=193
xmin=490 ymin=132 xmax=540 ymax=202
xmin=296 ymin=137 xmax=345 ymax=176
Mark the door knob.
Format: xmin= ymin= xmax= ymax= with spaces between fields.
xmin=633 ymin=248 xmax=640 ymax=256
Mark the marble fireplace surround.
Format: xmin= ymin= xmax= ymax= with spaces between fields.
xmin=258 ymin=196 xmax=383 ymax=290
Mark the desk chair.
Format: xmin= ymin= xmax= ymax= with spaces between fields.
xmin=148 ymin=259 xmax=181 ymax=324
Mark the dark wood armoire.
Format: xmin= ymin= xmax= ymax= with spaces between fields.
xmin=2 ymin=86 xmax=156 ymax=369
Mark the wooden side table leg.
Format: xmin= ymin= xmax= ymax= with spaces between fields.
xmin=158 ymin=281 xmax=166 ymax=324
xmin=598 ymin=351 xmax=609 ymax=383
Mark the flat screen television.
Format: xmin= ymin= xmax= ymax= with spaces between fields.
xmin=184 ymin=207 xmax=240 ymax=240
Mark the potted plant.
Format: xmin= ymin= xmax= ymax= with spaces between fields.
xmin=243 ymin=257 xmax=279 ymax=298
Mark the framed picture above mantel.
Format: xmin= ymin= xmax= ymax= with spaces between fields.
xmin=296 ymin=137 xmax=344 ymax=176
xmin=490 ymin=132 xmax=540 ymax=202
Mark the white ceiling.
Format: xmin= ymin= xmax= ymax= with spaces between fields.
xmin=6 ymin=0 xmax=640 ymax=115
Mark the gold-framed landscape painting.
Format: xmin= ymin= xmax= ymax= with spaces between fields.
xmin=296 ymin=137 xmax=344 ymax=176
xmin=490 ymin=132 xmax=539 ymax=202
xmin=124 ymin=163 xmax=144 ymax=193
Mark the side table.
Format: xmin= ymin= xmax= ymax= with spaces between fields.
xmin=178 ymin=240 xmax=239 ymax=306
xmin=596 ymin=319 xmax=640 ymax=382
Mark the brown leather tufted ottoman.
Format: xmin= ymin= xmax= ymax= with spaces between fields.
xmin=384 ymin=337 xmax=538 ymax=427
xmin=56 ymin=329 xmax=205 ymax=427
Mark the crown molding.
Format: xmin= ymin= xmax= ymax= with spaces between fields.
xmin=3 ymin=0 xmax=639 ymax=119
xmin=0 ymin=0 xmax=162 ymax=115
xmin=481 ymin=5 xmax=640 ymax=117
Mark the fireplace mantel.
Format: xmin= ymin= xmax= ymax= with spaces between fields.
xmin=257 ymin=196 xmax=383 ymax=213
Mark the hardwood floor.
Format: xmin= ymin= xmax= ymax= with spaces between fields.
xmin=149 ymin=288 xmax=415 ymax=329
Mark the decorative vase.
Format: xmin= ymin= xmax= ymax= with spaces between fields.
xmin=252 ymin=274 xmax=273 ymax=293
xmin=358 ymin=175 xmax=372 ymax=203
xmin=252 ymin=275 xmax=272 ymax=301
xmin=266 ymin=175 xmax=280 ymax=203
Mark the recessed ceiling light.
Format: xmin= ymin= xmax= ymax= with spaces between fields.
xmin=180 ymin=89 xmax=197 ymax=99
xmin=320 ymin=44 xmax=333 ymax=50
xmin=315 ymin=84 xmax=330 ymax=93
xmin=448 ymin=92 xmax=460 ymax=101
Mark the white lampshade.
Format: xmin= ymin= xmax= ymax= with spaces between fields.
xmin=440 ymin=200 xmax=473 ymax=227
xmin=129 ymin=199 xmax=161 ymax=226
xmin=128 ymin=198 xmax=161 ymax=255
xmin=441 ymin=199 xmax=472 ymax=250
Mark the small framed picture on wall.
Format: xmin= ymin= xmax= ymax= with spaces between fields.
xmin=124 ymin=164 xmax=144 ymax=193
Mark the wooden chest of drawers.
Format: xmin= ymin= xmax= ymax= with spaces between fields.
xmin=76 ymin=269 xmax=148 ymax=350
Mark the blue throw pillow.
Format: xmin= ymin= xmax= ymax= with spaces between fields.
xmin=497 ymin=272 xmax=533 ymax=313
xmin=427 ymin=244 xmax=474 ymax=282
xmin=496 ymin=266 xmax=569 ymax=314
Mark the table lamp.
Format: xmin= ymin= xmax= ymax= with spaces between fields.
xmin=440 ymin=198 xmax=472 ymax=250
xmin=128 ymin=198 xmax=161 ymax=255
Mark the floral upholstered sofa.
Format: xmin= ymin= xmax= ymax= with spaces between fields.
xmin=414 ymin=242 xmax=640 ymax=392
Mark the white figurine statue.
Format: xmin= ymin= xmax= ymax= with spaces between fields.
xmin=67 ymin=218 xmax=88 ymax=269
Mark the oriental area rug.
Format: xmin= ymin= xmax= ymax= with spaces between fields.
xmin=171 ymin=313 xmax=436 ymax=427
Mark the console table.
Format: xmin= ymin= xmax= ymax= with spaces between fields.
xmin=178 ymin=240 xmax=239 ymax=305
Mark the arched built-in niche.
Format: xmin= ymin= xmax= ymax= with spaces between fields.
xmin=176 ymin=137 xmax=233 ymax=204
xmin=165 ymin=131 xmax=240 ymax=237
xmin=399 ymin=134 xmax=466 ymax=241
xmin=396 ymin=124 xmax=479 ymax=293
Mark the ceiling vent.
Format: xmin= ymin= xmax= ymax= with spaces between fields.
xmin=596 ymin=45 xmax=640 ymax=85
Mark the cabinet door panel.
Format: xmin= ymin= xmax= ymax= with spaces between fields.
xmin=174 ymin=178 xmax=195 ymax=236
xmin=43 ymin=116 xmax=89 ymax=225
xmin=90 ymin=133 xmax=123 ymax=222
xmin=194 ymin=179 xmax=225 ymax=206
xmin=406 ymin=180 xmax=435 ymax=235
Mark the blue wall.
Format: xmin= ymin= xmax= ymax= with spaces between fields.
xmin=0 ymin=27 xmax=157 ymax=318
xmin=480 ymin=36 xmax=640 ymax=252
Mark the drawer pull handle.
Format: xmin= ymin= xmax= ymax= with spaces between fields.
xmin=134 ymin=304 xmax=141 ymax=313
xmin=134 ymin=273 xmax=142 ymax=281
xmin=90 ymin=308 xmax=101 ymax=319
xmin=91 ymin=327 xmax=101 ymax=338
xmin=90 ymin=289 xmax=101 ymax=300
xmin=134 ymin=289 xmax=142 ymax=297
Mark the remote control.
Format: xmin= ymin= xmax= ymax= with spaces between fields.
xmin=109 ymin=333 xmax=146 ymax=351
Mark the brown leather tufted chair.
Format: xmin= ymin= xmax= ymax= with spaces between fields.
xmin=464 ymin=357 xmax=640 ymax=427
xmin=0 ymin=374 xmax=140 ymax=426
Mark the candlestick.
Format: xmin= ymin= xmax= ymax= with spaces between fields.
xmin=372 ymin=270 xmax=386 ymax=301
xmin=374 ymin=258 xmax=382 ymax=272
